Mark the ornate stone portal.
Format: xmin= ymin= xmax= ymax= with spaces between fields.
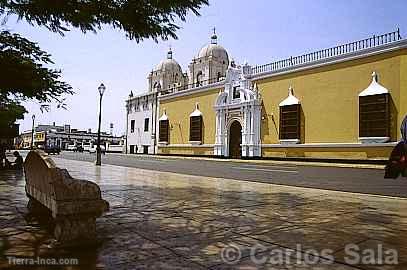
xmin=214 ymin=63 xmax=262 ymax=158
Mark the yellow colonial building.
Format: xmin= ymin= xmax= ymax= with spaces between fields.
xmin=126 ymin=29 xmax=407 ymax=161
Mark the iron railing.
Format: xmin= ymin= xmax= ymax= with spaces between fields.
xmin=252 ymin=29 xmax=402 ymax=75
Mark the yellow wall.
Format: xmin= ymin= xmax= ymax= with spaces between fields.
xmin=158 ymin=146 xmax=213 ymax=156
xmin=34 ymin=132 xmax=46 ymax=142
xmin=159 ymin=88 xmax=220 ymax=146
xmin=157 ymin=49 xmax=407 ymax=159
xmin=257 ymin=49 xmax=407 ymax=144
xmin=262 ymin=146 xmax=393 ymax=160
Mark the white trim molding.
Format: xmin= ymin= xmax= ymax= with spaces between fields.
xmin=158 ymin=141 xmax=169 ymax=146
xmin=279 ymin=139 xmax=301 ymax=145
xmin=262 ymin=142 xmax=396 ymax=148
xmin=279 ymin=86 xmax=300 ymax=106
xmin=189 ymin=141 xmax=202 ymax=145
xmin=159 ymin=144 xmax=214 ymax=148
xmin=359 ymin=137 xmax=390 ymax=144
xmin=359 ymin=71 xmax=389 ymax=97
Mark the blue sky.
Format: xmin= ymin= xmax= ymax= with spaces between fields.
xmin=9 ymin=0 xmax=407 ymax=135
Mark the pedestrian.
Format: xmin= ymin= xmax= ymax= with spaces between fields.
xmin=385 ymin=115 xmax=407 ymax=178
xmin=402 ymin=115 xmax=407 ymax=144
xmin=0 ymin=144 xmax=6 ymax=169
xmin=5 ymin=151 xmax=24 ymax=170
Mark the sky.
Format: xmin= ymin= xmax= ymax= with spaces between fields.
xmin=7 ymin=0 xmax=407 ymax=136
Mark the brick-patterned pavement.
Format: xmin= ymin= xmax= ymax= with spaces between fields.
xmin=0 ymin=157 xmax=406 ymax=269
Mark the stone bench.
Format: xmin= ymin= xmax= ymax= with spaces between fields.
xmin=24 ymin=150 xmax=109 ymax=245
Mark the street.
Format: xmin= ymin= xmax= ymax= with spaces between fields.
xmin=56 ymin=151 xmax=407 ymax=198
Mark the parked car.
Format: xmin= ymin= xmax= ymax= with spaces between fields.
xmin=89 ymin=146 xmax=106 ymax=155
xmin=74 ymin=146 xmax=84 ymax=153
xmin=44 ymin=146 xmax=61 ymax=155
xmin=67 ymin=144 xmax=76 ymax=151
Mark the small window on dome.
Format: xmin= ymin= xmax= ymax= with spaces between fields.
xmin=217 ymin=72 xmax=222 ymax=82
xmin=196 ymin=71 xmax=203 ymax=87
xmin=233 ymin=86 xmax=240 ymax=99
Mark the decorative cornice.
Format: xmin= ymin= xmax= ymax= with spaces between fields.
xmin=359 ymin=71 xmax=389 ymax=97
xmin=127 ymin=91 xmax=157 ymax=102
xmin=159 ymin=81 xmax=224 ymax=101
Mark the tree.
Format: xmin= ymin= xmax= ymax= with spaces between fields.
xmin=0 ymin=0 xmax=208 ymax=129
xmin=0 ymin=31 xmax=73 ymax=121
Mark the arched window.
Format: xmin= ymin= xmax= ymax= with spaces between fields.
xmin=159 ymin=110 xmax=169 ymax=143
xmin=280 ymin=105 xmax=301 ymax=140
xmin=196 ymin=71 xmax=203 ymax=87
xmin=189 ymin=103 xmax=203 ymax=143
xmin=359 ymin=72 xmax=391 ymax=142
xmin=217 ymin=72 xmax=222 ymax=82
xmin=159 ymin=120 xmax=169 ymax=143
xmin=279 ymin=87 xmax=301 ymax=143
xmin=232 ymin=86 xmax=240 ymax=99
xmin=190 ymin=116 xmax=202 ymax=142
xmin=153 ymin=82 xmax=161 ymax=91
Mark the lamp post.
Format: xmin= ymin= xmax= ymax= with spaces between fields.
xmin=31 ymin=115 xmax=35 ymax=149
xmin=96 ymin=83 xmax=106 ymax=166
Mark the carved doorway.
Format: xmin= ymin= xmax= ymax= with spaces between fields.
xmin=229 ymin=121 xmax=242 ymax=159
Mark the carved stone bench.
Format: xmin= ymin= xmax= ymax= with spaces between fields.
xmin=24 ymin=150 xmax=109 ymax=245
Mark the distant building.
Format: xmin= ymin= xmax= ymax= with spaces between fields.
xmin=126 ymin=91 xmax=157 ymax=154
xmin=17 ymin=131 xmax=32 ymax=149
xmin=18 ymin=122 xmax=124 ymax=152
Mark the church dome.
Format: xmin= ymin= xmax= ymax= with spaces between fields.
xmin=198 ymin=44 xmax=229 ymax=60
xmin=155 ymin=48 xmax=182 ymax=72
xmin=197 ymin=29 xmax=229 ymax=61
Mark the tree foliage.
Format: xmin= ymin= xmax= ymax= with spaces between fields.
xmin=0 ymin=30 xmax=73 ymax=104
xmin=0 ymin=30 xmax=73 ymax=126
xmin=0 ymin=0 xmax=209 ymax=41
xmin=0 ymin=98 xmax=25 ymax=126
xmin=0 ymin=0 xmax=208 ymax=128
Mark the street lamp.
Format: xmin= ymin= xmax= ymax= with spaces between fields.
xmin=96 ymin=83 xmax=106 ymax=166
xmin=31 ymin=115 xmax=35 ymax=150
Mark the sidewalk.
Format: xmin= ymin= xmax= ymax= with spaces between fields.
xmin=1 ymin=158 xmax=406 ymax=269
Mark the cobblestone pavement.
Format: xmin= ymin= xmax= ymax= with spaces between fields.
xmin=0 ymin=158 xmax=407 ymax=269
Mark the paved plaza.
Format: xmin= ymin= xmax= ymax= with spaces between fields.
xmin=1 ymin=157 xmax=407 ymax=269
